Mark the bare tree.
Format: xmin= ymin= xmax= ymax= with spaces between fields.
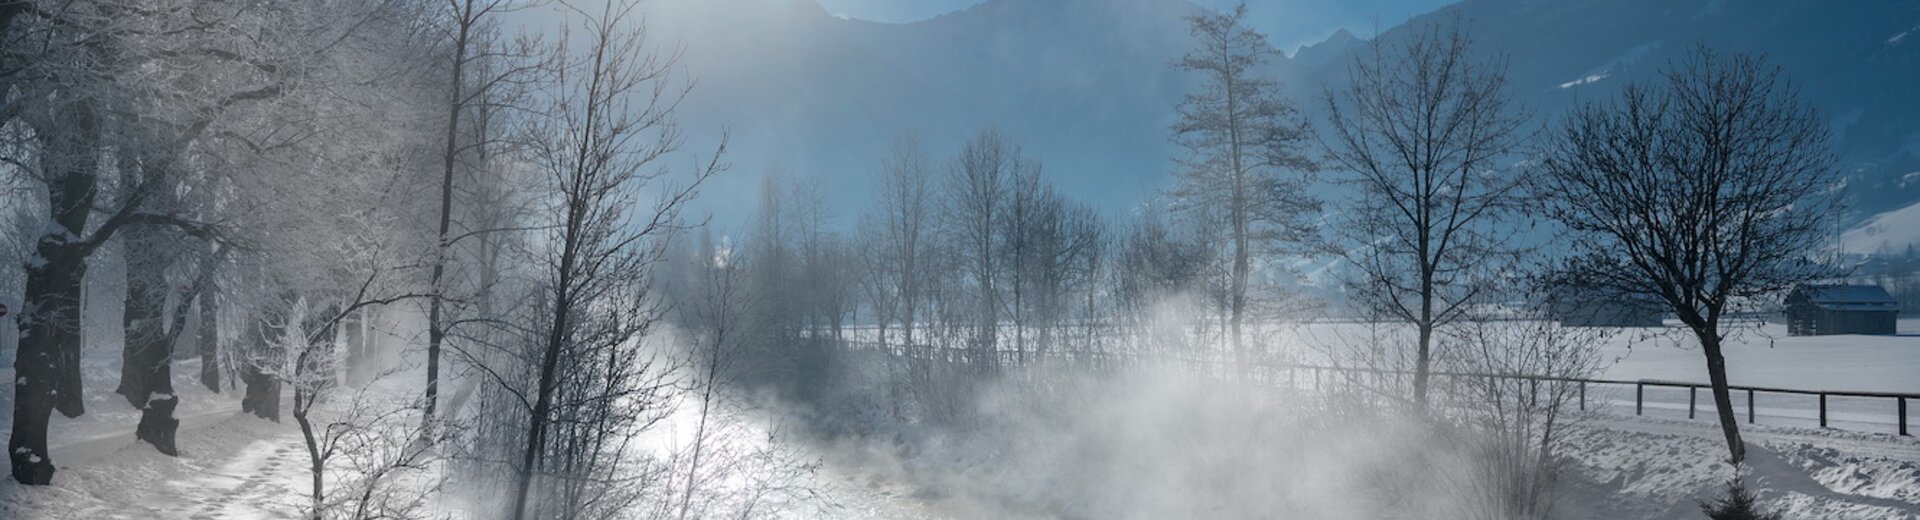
xmin=506 ymin=1 xmax=721 ymax=516
xmin=1320 ymin=19 xmax=1526 ymax=410
xmin=425 ymin=0 xmax=546 ymax=427
xmin=1534 ymin=47 xmax=1840 ymax=464
xmin=944 ymin=129 xmax=1035 ymax=370
xmin=1005 ymin=177 xmax=1101 ymax=361
xmin=1169 ymin=3 xmax=1317 ymax=370
xmin=285 ymin=267 xmax=439 ymax=519
xmin=868 ymin=139 xmax=937 ymax=347
xmin=673 ymin=230 xmax=749 ymax=520
xmin=1442 ymin=303 xmax=1606 ymax=519
xmin=747 ymin=173 xmax=796 ymax=344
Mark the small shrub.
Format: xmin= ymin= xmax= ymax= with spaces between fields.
xmin=1699 ymin=479 xmax=1780 ymax=520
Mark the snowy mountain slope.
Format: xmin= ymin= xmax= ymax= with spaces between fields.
xmin=1281 ymin=0 xmax=1920 ymax=221
xmin=1842 ymin=195 xmax=1920 ymax=254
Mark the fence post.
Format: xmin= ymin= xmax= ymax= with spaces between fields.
xmin=1635 ymin=383 xmax=1644 ymax=416
xmin=1747 ymin=389 xmax=1755 ymax=424
xmin=1819 ymin=393 xmax=1828 ymax=428
xmin=1688 ymin=386 xmax=1697 ymax=420
xmin=1578 ymin=382 xmax=1586 ymax=412
xmin=1901 ymin=397 xmax=1909 ymax=436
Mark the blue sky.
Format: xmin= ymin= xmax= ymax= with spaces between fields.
xmin=815 ymin=0 xmax=1456 ymax=50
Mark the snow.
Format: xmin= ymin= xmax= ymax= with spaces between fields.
xmin=1557 ymin=73 xmax=1609 ymax=89
xmin=1555 ymin=41 xmax=1661 ymax=90
xmin=4 ymin=321 xmax=1917 ymax=518
xmin=1595 ymin=321 xmax=1920 ymax=394
xmin=0 ymin=409 xmax=311 ymax=519
xmin=1841 ymin=198 xmax=1920 ymax=254
xmin=1564 ymin=417 xmax=1920 ymax=519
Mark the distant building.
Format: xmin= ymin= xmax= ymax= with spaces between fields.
xmin=1549 ymin=290 xmax=1665 ymax=328
xmin=1783 ymin=284 xmax=1900 ymax=336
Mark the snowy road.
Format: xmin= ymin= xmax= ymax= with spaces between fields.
xmin=46 ymin=407 xmax=237 ymax=467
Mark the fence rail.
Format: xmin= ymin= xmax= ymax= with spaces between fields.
xmin=836 ymin=339 xmax=1917 ymax=436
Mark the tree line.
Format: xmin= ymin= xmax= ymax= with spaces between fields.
xmin=0 ymin=0 xmax=1846 ymax=517
xmin=662 ymin=6 xmax=1843 ymax=476
xmin=0 ymin=1 xmax=825 ymax=519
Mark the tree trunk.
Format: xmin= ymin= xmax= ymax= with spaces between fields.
xmin=241 ymin=310 xmax=284 ymax=422
xmin=126 ymin=232 xmax=194 ymax=455
xmin=117 ymin=231 xmax=169 ymax=409
xmin=10 ymin=107 xmax=102 ymax=484
xmin=342 ymin=309 xmax=365 ymax=386
xmin=296 ymin=405 xmax=324 ymax=515
xmin=1412 ymin=209 xmax=1435 ymax=412
xmin=134 ymin=351 xmax=181 ymax=456
xmin=10 ymin=256 xmax=88 ymax=484
xmin=425 ymin=0 xmax=481 ymax=428
xmin=1698 ymin=331 xmax=1746 ymax=463
xmin=199 ymin=289 xmax=221 ymax=393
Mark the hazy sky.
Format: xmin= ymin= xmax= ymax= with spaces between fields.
xmin=652 ymin=0 xmax=1466 ymax=235
xmin=815 ymin=0 xmax=1457 ymax=50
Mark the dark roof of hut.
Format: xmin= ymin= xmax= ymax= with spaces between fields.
xmin=1791 ymin=284 xmax=1900 ymax=312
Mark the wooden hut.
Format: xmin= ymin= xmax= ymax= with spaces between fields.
xmin=1783 ymin=284 xmax=1900 ymax=336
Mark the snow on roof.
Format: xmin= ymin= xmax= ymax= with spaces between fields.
xmin=1792 ymin=284 xmax=1899 ymax=310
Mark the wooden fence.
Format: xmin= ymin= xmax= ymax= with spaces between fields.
xmin=838 ymin=339 xmax=1916 ymax=436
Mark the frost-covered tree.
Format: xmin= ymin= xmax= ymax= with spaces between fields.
xmin=2 ymin=0 xmax=426 ymax=482
xmin=1169 ymin=3 xmax=1317 ymax=369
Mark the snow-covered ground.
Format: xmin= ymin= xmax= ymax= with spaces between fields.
xmin=816 ymin=319 xmax=1920 ymax=518
xmin=0 ymin=358 xmax=312 ymax=519
xmin=1593 ymin=319 xmax=1920 ymax=394
xmin=792 ymin=351 xmax=1920 ymax=519
xmin=1561 ymin=416 xmax=1920 ymax=519
xmin=3 ymin=319 xmax=1917 ymax=518
xmin=1267 ymin=319 xmax=1920 ymax=435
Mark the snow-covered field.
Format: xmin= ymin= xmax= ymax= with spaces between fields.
xmin=1263 ymin=318 xmax=1920 ymax=434
xmin=3 ymin=319 xmax=1917 ymax=518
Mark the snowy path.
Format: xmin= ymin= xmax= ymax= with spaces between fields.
xmin=46 ymin=407 xmax=235 ymax=467
xmin=0 ymin=356 xmax=313 ymax=520
xmin=1 ymin=406 xmax=311 ymax=520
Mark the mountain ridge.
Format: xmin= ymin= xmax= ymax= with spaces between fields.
xmin=651 ymin=0 xmax=1920 ymax=240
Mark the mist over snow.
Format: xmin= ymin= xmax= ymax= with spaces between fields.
xmin=2 ymin=0 xmax=1919 ymax=519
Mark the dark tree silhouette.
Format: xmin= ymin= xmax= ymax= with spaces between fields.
xmin=1536 ymin=47 xmax=1841 ymax=464
xmin=1321 ymin=19 xmax=1526 ymax=410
